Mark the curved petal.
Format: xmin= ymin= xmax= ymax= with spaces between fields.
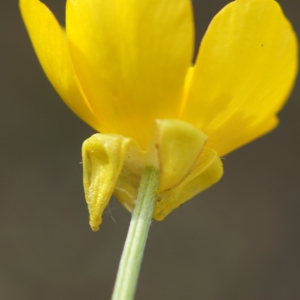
xmin=66 ymin=0 xmax=194 ymax=149
xmin=82 ymin=134 xmax=132 ymax=231
xmin=182 ymin=0 xmax=298 ymax=156
xmin=19 ymin=0 xmax=101 ymax=131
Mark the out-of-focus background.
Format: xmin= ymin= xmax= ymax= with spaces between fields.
xmin=1 ymin=0 xmax=299 ymax=299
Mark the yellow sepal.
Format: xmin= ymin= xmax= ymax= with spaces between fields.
xmin=114 ymin=142 xmax=145 ymax=213
xmin=82 ymin=134 xmax=132 ymax=231
xmin=153 ymin=148 xmax=223 ymax=221
xmin=83 ymin=120 xmax=223 ymax=229
xmin=114 ymin=119 xmax=223 ymax=220
xmin=147 ymin=119 xmax=208 ymax=191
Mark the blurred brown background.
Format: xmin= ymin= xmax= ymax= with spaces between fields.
xmin=1 ymin=0 xmax=300 ymax=299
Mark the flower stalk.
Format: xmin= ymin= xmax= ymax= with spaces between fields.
xmin=111 ymin=166 xmax=160 ymax=300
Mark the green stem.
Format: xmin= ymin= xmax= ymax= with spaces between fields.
xmin=111 ymin=166 xmax=160 ymax=300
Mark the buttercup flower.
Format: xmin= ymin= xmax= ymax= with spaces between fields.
xmin=20 ymin=0 xmax=297 ymax=231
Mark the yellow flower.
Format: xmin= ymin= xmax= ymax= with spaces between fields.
xmin=20 ymin=0 xmax=297 ymax=231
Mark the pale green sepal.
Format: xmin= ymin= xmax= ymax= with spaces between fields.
xmin=82 ymin=133 xmax=132 ymax=231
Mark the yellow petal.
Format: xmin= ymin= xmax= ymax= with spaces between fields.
xmin=182 ymin=0 xmax=298 ymax=156
xmin=148 ymin=119 xmax=208 ymax=191
xmin=153 ymin=148 xmax=223 ymax=221
xmin=19 ymin=0 xmax=101 ymax=131
xmin=82 ymin=134 xmax=132 ymax=231
xmin=66 ymin=0 xmax=194 ymax=149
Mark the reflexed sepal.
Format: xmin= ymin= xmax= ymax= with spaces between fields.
xmin=82 ymin=134 xmax=133 ymax=231
xmin=147 ymin=119 xmax=208 ymax=191
xmin=115 ymin=119 xmax=224 ymax=221
xmin=153 ymin=148 xmax=223 ymax=220
xmin=113 ymin=140 xmax=145 ymax=212
xmin=83 ymin=120 xmax=223 ymax=230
